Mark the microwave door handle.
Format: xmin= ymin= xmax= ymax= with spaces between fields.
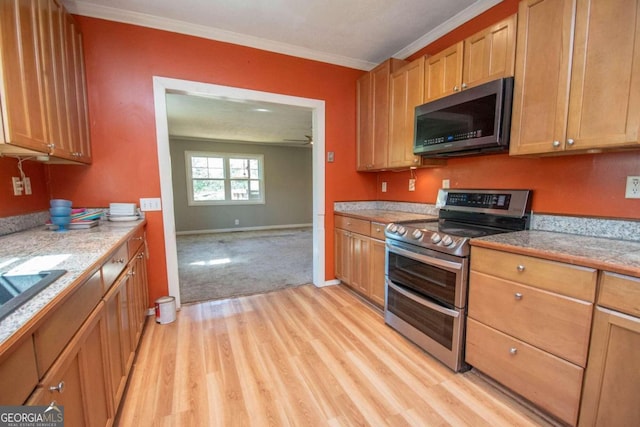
xmin=386 ymin=242 xmax=463 ymax=273
xmin=387 ymin=280 xmax=460 ymax=318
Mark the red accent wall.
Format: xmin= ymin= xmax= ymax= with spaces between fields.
xmin=0 ymin=157 xmax=49 ymax=216
xmin=44 ymin=17 xmax=374 ymax=302
xmin=379 ymin=0 xmax=640 ymax=220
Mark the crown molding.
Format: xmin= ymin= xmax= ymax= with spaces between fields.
xmin=393 ymin=0 xmax=503 ymax=59
xmin=64 ymin=1 xmax=377 ymax=70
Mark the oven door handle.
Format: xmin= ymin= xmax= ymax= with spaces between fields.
xmin=387 ymin=280 xmax=460 ymax=318
xmin=386 ymin=241 xmax=463 ymax=273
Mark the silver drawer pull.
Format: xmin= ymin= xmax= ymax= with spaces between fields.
xmin=49 ymin=381 xmax=65 ymax=393
xmin=514 ymin=292 xmax=523 ymax=300
xmin=375 ymin=228 xmax=381 ymax=232
xmin=509 ymin=347 xmax=518 ymax=355
xmin=517 ymin=265 xmax=525 ymax=272
xmin=112 ymin=258 xmax=125 ymax=264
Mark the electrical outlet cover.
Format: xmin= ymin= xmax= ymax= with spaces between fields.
xmin=625 ymin=176 xmax=640 ymax=198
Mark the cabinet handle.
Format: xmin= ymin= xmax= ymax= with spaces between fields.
xmin=453 ymin=86 xmax=459 ymax=92
xmin=509 ymin=347 xmax=518 ymax=355
xmin=516 ymin=265 xmax=525 ymax=272
xmin=49 ymin=381 xmax=65 ymax=393
xmin=413 ymin=158 xmax=419 ymax=163
xmin=132 ymin=236 xmax=144 ymax=241
xmin=514 ymin=292 xmax=523 ymax=300
xmin=113 ymin=258 xmax=125 ymax=264
xmin=376 ymin=228 xmax=381 ymax=232
xmin=552 ymin=140 xmax=561 ymax=148
xmin=137 ymin=253 xmax=144 ymax=259
xmin=567 ymin=138 xmax=575 ymax=146
xmin=461 ymin=83 xmax=467 ymax=89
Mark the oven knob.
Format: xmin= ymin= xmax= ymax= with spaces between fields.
xmin=412 ymin=229 xmax=423 ymax=240
xmin=387 ymin=223 xmax=398 ymax=233
xmin=442 ymin=235 xmax=454 ymax=246
xmin=397 ymin=226 xmax=407 ymax=236
xmin=431 ymin=233 xmax=442 ymax=244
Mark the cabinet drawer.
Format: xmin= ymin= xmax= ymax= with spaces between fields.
xmin=127 ymin=226 xmax=145 ymax=255
xmin=469 ymin=271 xmax=593 ymax=367
xmin=102 ymin=243 xmax=128 ymax=293
xmin=0 ymin=336 xmax=39 ymax=404
xmin=466 ymin=318 xmax=583 ymax=426
xmin=471 ymin=247 xmax=597 ymax=301
xmin=34 ymin=269 xmax=102 ymax=378
xmin=335 ymin=215 xmax=370 ymax=235
xmin=370 ymin=222 xmax=386 ymax=240
xmin=599 ymin=272 xmax=640 ymax=318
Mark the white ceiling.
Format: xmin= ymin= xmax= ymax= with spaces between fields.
xmin=63 ymin=0 xmax=502 ymax=145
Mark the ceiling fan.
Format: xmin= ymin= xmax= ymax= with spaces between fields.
xmin=283 ymin=134 xmax=313 ymax=145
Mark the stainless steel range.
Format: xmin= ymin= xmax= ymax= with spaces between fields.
xmin=384 ymin=189 xmax=532 ymax=372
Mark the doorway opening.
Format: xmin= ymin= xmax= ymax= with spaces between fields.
xmin=153 ymin=77 xmax=326 ymax=308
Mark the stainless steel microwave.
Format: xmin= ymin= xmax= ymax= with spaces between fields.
xmin=413 ymin=77 xmax=514 ymax=157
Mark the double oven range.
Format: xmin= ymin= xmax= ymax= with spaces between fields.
xmin=384 ymin=189 xmax=532 ymax=372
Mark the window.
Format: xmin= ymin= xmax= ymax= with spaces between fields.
xmin=186 ymin=151 xmax=265 ymax=205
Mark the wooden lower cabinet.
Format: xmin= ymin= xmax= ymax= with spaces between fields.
xmin=0 ymin=335 xmax=39 ymax=405
xmin=104 ymin=268 xmax=134 ymax=410
xmin=334 ymin=215 xmax=386 ymax=308
xmin=467 ymin=246 xmax=596 ymax=426
xmin=579 ymin=273 xmax=640 ymax=426
xmin=28 ymin=302 xmax=112 ymax=427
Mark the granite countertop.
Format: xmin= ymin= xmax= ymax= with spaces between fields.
xmin=334 ymin=209 xmax=438 ymax=224
xmin=471 ymin=230 xmax=640 ymax=278
xmin=0 ymin=219 xmax=146 ymax=350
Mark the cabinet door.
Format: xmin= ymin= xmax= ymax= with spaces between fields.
xmin=566 ymin=0 xmax=640 ymax=151
xmin=510 ymin=0 xmax=575 ymax=155
xmin=104 ymin=271 xmax=132 ymax=410
xmin=33 ymin=303 xmax=112 ymax=427
xmin=388 ymin=58 xmax=423 ymax=168
xmin=128 ymin=249 xmax=148 ymax=348
xmin=349 ymin=233 xmax=370 ymax=296
xmin=579 ymin=306 xmax=640 ymax=426
xmin=0 ymin=0 xmax=50 ymax=152
xmin=462 ymin=14 xmax=516 ymax=89
xmin=369 ymin=238 xmax=386 ymax=307
xmin=334 ymin=228 xmax=351 ymax=285
xmin=424 ymin=42 xmax=463 ymax=102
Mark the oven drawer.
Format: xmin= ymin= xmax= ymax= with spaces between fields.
xmin=470 ymin=247 xmax=597 ymax=301
xmin=469 ymin=271 xmax=593 ymax=367
xmin=334 ymin=215 xmax=370 ymax=235
xmin=466 ymin=318 xmax=583 ymax=426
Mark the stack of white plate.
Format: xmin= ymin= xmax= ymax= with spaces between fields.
xmin=107 ymin=203 xmax=141 ymax=221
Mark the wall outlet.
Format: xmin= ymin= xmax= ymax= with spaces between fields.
xmin=140 ymin=197 xmax=162 ymax=211
xmin=625 ymin=176 xmax=640 ymax=198
xmin=381 ymin=182 xmax=387 ymax=192
xmin=12 ymin=177 xmax=23 ymax=196
xmin=23 ymin=177 xmax=32 ymax=195
xmin=409 ymin=178 xmax=416 ymax=191
xmin=442 ymin=179 xmax=450 ymax=189
xmin=234 ymin=219 xmax=240 ymax=225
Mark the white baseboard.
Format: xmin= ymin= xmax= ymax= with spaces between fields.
xmin=176 ymin=223 xmax=312 ymax=235
xmin=317 ymin=279 xmax=340 ymax=288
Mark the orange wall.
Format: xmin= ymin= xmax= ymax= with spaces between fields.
xmin=45 ymin=17 xmax=375 ymax=301
xmin=379 ymin=0 xmax=640 ymax=220
xmin=0 ymin=157 xmax=49 ymax=216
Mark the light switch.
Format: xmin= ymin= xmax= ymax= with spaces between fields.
xmin=140 ymin=198 xmax=162 ymax=211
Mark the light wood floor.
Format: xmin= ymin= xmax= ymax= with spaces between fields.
xmin=117 ymin=285 xmax=554 ymax=426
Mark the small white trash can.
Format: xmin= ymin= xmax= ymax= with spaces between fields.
xmin=155 ymin=296 xmax=176 ymax=324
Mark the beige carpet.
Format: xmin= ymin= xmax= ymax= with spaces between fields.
xmin=177 ymin=228 xmax=312 ymax=303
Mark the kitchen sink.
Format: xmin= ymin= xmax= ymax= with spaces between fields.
xmin=0 ymin=270 xmax=67 ymax=321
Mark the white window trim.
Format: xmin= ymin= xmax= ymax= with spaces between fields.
xmin=185 ymin=151 xmax=265 ymax=206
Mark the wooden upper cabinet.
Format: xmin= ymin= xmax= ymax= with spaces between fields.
xmin=424 ymin=42 xmax=463 ymax=102
xmin=463 ymin=14 xmax=517 ymax=89
xmin=389 ymin=58 xmax=424 ymax=168
xmin=0 ymin=0 xmax=91 ymax=163
xmin=511 ymin=0 xmax=640 ymax=155
xmin=357 ymin=58 xmax=407 ymax=171
xmin=0 ymin=0 xmax=50 ymax=153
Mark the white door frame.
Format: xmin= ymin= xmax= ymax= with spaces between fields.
xmin=152 ymin=76 xmax=326 ymax=308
